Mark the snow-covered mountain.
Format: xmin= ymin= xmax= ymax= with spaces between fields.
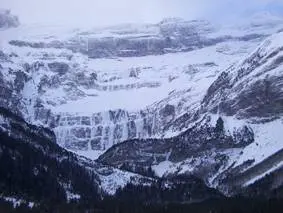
xmin=1 ymin=11 xmax=283 ymax=197
xmin=2 ymin=14 xmax=283 ymax=159
xmin=98 ymin=30 xmax=283 ymax=195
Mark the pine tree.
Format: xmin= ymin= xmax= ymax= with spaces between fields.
xmin=215 ymin=117 xmax=224 ymax=136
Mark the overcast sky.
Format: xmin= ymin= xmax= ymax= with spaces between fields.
xmin=1 ymin=0 xmax=283 ymax=27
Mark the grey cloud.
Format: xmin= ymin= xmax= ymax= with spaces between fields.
xmin=1 ymin=0 xmax=282 ymax=27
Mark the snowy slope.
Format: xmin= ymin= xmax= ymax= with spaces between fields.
xmin=201 ymin=31 xmax=283 ymax=188
xmin=97 ymin=30 xmax=283 ymax=194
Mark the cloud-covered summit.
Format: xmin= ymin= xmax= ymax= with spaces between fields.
xmin=1 ymin=0 xmax=283 ymax=27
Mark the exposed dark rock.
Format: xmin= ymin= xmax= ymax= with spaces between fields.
xmin=159 ymin=104 xmax=175 ymax=118
xmin=48 ymin=62 xmax=70 ymax=76
xmin=14 ymin=71 xmax=29 ymax=93
xmin=127 ymin=121 xmax=137 ymax=139
xmin=91 ymin=138 xmax=101 ymax=150
xmin=98 ymin=116 xmax=253 ymax=182
xmin=202 ymin=36 xmax=283 ymax=118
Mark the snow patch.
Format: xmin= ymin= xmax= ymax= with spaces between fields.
xmin=0 ymin=196 xmax=35 ymax=209
xmin=152 ymin=161 xmax=177 ymax=177
xmin=74 ymin=150 xmax=104 ymax=160
xmin=234 ymin=118 xmax=283 ymax=167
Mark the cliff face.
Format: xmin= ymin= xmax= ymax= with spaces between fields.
xmin=203 ymin=32 xmax=283 ymax=119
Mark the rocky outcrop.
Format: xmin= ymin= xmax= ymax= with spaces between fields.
xmin=47 ymin=62 xmax=70 ymax=76
xmin=54 ymin=105 xmax=177 ymax=151
xmin=98 ymin=115 xmax=254 ymax=181
xmin=0 ymin=68 xmax=22 ymax=116
xmin=202 ymin=32 xmax=283 ymax=119
xmin=0 ymin=9 xmax=19 ymax=28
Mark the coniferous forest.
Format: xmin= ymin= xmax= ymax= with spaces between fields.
xmin=1 ymin=107 xmax=283 ymax=212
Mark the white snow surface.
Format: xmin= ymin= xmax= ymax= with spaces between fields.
xmin=152 ymin=161 xmax=178 ymax=177
xmin=74 ymin=150 xmax=105 ymax=160
xmin=46 ymin=41 xmax=250 ymax=115
xmin=66 ymin=191 xmax=81 ymax=202
xmin=234 ymin=118 xmax=283 ymax=167
xmin=97 ymin=167 xmax=152 ymax=195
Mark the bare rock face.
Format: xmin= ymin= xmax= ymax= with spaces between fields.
xmin=48 ymin=62 xmax=70 ymax=76
xmin=54 ymin=108 xmax=173 ymax=151
xmin=0 ymin=73 xmax=13 ymax=110
xmin=0 ymin=64 xmax=23 ymax=117
xmin=203 ymin=32 xmax=283 ymax=119
xmin=159 ymin=104 xmax=176 ymax=124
